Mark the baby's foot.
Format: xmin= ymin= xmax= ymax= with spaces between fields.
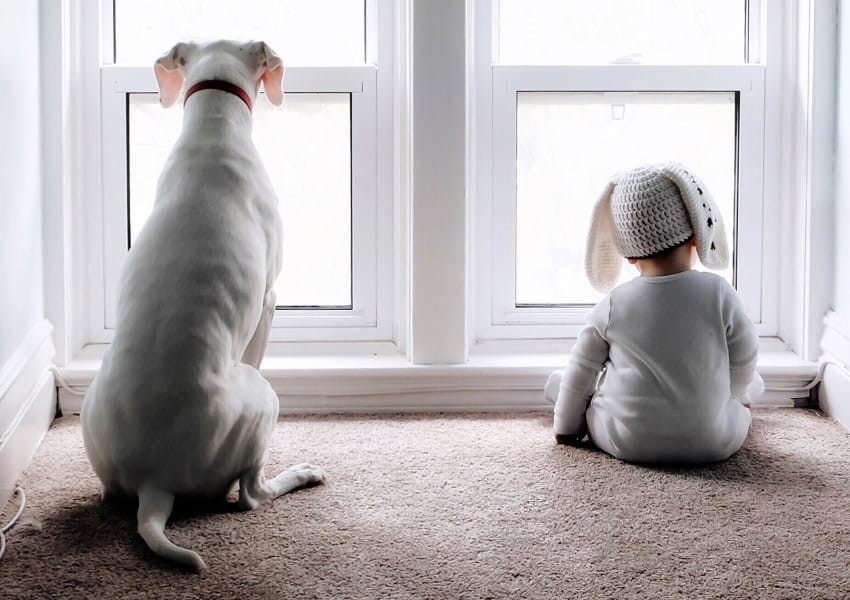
xmin=544 ymin=370 xmax=563 ymax=404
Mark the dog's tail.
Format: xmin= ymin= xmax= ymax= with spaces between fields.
xmin=137 ymin=486 xmax=206 ymax=571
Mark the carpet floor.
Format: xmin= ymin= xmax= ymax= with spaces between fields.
xmin=1 ymin=409 xmax=849 ymax=599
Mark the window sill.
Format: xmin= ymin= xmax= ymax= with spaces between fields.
xmin=57 ymin=341 xmax=817 ymax=415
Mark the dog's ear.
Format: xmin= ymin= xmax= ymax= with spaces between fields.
xmin=154 ymin=43 xmax=193 ymax=108
xmin=251 ymin=41 xmax=285 ymax=106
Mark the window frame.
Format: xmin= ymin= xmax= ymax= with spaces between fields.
xmin=44 ymin=0 xmax=831 ymax=412
xmin=470 ymin=0 xmax=774 ymax=342
xmin=92 ymin=0 xmax=394 ymax=344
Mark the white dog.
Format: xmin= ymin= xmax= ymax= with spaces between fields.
xmin=81 ymin=40 xmax=324 ymax=571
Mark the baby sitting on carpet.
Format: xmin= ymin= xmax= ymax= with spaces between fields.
xmin=545 ymin=162 xmax=764 ymax=464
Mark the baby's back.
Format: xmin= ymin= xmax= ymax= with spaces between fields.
xmin=588 ymin=270 xmax=753 ymax=463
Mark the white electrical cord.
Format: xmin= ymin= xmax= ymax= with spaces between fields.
xmin=803 ymin=359 xmax=849 ymax=391
xmin=809 ymin=358 xmax=850 ymax=390
xmin=0 ymin=486 xmax=27 ymax=561
xmin=819 ymin=358 xmax=850 ymax=379
xmin=0 ymin=366 xmax=81 ymax=560
xmin=50 ymin=366 xmax=87 ymax=397
xmin=763 ymin=358 xmax=850 ymax=393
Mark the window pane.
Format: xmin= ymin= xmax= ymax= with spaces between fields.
xmin=129 ymin=93 xmax=352 ymax=308
xmin=499 ymin=0 xmax=746 ymax=65
xmin=515 ymin=92 xmax=736 ymax=306
xmin=115 ymin=0 xmax=365 ymax=66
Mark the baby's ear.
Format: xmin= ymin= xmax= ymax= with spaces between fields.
xmin=154 ymin=42 xmax=195 ymax=108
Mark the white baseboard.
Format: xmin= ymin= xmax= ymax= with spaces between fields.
xmin=819 ymin=311 xmax=850 ymax=430
xmin=58 ymin=349 xmax=816 ymax=415
xmin=0 ymin=320 xmax=56 ymax=510
xmin=820 ymin=365 xmax=850 ymax=431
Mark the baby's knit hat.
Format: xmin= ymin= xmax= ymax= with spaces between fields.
xmin=585 ymin=162 xmax=729 ymax=293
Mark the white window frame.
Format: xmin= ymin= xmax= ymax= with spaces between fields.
xmin=45 ymin=0 xmax=828 ymax=412
xmin=89 ymin=0 xmax=395 ymax=345
xmin=470 ymin=0 xmax=776 ymax=343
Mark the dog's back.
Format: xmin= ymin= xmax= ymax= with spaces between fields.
xmin=87 ymin=86 xmax=281 ymax=479
xmin=117 ymin=122 xmax=279 ymax=377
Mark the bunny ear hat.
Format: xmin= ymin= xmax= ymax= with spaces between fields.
xmin=584 ymin=162 xmax=730 ymax=294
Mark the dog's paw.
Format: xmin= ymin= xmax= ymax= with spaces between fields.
xmin=290 ymin=463 xmax=325 ymax=486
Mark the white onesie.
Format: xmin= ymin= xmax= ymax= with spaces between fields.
xmin=552 ymin=270 xmax=762 ymax=464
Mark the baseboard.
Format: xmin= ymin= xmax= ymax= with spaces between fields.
xmin=820 ymin=365 xmax=850 ymax=431
xmin=271 ymin=363 xmax=814 ymax=413
xmin=58 ymin=351 xmax=816 ymax=415
xmin=59 ymin=363 xmax=558 ymax=414
xmin=819 ymin=311 xmax=850 ymax=430
xmin=0 ymin=320 xmax=57 ymax=510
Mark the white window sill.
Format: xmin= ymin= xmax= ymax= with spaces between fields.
xmin=56 ymin=339 xmax=817 ymax=415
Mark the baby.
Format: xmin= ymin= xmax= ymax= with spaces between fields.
xmin=545 ymin=162 xmax=763 ymax=464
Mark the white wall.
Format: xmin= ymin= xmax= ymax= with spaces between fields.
xmin=0 ymin=1 xmax=45 ymax=367
xmin=819 ymin=4 xmax=850 ymax=430
xmin=835 ymin=3 xmax=850 ymax=315
xmin=0 ymin=1 xmax=56 ymax=513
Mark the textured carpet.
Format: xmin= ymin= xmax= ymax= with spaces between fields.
xmin=1 ymin=409 xmax=849 ymax=599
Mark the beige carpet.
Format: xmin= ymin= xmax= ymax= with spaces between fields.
xmin=1 ymin=409 xmax=849 ymax=599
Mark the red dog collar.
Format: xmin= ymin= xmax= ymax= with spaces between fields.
xmin=184 ymin=80 xmax=253 ymax=112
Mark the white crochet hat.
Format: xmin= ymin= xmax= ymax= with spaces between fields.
xmin=585 ymin=162 xmax=729 ymax=293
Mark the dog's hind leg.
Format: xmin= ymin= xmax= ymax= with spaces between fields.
xmin=137 ymin=486 xmax=206 ymax=571
xmin=228 ymin=362 xmax=325 ymax=510
xmin=238 ymin=462 xmax=325 ymax=510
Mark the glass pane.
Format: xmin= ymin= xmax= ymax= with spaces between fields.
xmin=499 ymin=0 xmax=746 ymax=64
xmin=115 ymin=0 xmax=365 ymax=66
xmin=129 ymin=93 xmax=352 ymax=308
xmin=515 ymin=92 xmax=736 ymax=306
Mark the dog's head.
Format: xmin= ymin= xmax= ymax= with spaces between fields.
xmin=154 ymin=40 xmax=284 ymax=109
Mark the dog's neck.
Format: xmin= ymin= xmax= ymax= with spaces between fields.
xmin=184 ymin=80 xmax=253 ymax=113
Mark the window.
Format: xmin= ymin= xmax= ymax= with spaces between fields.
xmin=472 ymin=0 xmax=767 ymax=341
xmin=59 ymin=1 xmax=789 ymax=368
xmin=497 ymin=0 xmax=746 ymax=65
xmin=47 ymin=0 xmax=823 ymax=405
xmin=127 ymin=93 xmax=353 ymax=308
xmin=515 ymin=91 xmax=736 ymax=306
xmin=96 ymin=0 xmax=393 ymax=343
xmin=113 ymin=1 xmax=366 ymax=66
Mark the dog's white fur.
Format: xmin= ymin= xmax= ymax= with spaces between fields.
xmin=81 ymin=40 xmax=323 ymax=571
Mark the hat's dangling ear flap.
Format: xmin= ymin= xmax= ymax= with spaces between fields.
xmin=660 ymin=162 xmax=729 ymax=271
xmin=585 ymin=181 xmax=622 ymax=294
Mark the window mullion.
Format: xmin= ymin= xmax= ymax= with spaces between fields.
xmin=409 ymin=0 xmax=467 ymax=363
